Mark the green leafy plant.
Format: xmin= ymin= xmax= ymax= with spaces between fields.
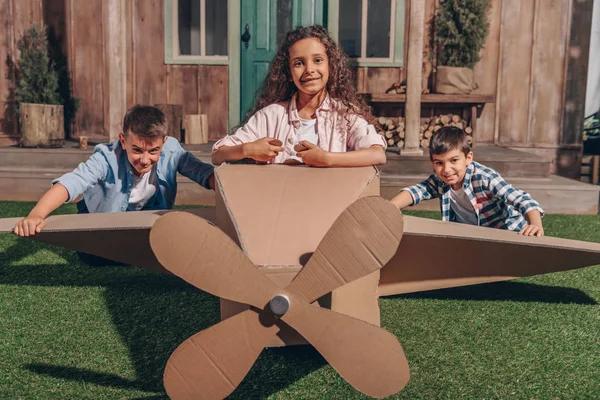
xmin=15 ymin=25 xmax=61 ymax=106
xmin=435 ymin=0 xmax=490 ymax=69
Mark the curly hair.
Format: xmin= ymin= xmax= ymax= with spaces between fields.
xmin=237 ymin=25 xmax=372 ymax=129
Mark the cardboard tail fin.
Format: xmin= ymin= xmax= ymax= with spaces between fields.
xmin=380 ymin=216 xmax=600 ymax=296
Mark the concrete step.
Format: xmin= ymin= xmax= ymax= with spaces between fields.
xmin=0 ymin=165 xmax=596 ymax=214
xmin=380 ymin=144 xmax=552 ymax=178
xmin=0 ymin=143 xmax=551 ymax=178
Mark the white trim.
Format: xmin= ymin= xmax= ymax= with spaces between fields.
xmin=389 ymin=0 xmax=396 ymax=61
xmin=200 ymin=0 xmax=206 ymax=56
xmin=168 ymin=0 xmax=229 ymax=64
xmin=360 ymin=0 xmax=367 ymax=58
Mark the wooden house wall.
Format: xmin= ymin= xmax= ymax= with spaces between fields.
xmin=0 ymin=0 xmax=593 ymax=174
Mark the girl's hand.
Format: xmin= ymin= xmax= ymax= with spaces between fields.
xmin=296 ymin=141 xmax=330 ymax=167
xmin=519 ymin=224 xmax=544 ymax=237
xmin=243 ymin=138 xmax=284 ymax=162
xmin=14 ymin=215 xmax=46 ymax=237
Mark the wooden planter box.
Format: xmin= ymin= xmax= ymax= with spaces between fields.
xmin=19 ymin=103 xmax=64 ymax=148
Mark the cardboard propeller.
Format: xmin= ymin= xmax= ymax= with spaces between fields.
xmin=149 ymin=196 xmax=409 ymax=399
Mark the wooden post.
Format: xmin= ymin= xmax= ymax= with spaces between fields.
xmin=104 ymin=0 xmax=127 ymax=142
xmin=155 ymin=104 xmax=183 ymax=141
xmin=402 ymin=0 xmax=426 ymax=156
xmin=183 ymin=114 xmax=209 ymax=144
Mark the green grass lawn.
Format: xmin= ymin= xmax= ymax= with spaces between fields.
xmin=1 ymin=201 xmax=599 ymax=399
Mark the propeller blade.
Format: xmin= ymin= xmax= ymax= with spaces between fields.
xmin=280 ymin=296 xmax=410 ymax=398
xmin=164 ymin=309 xmax=278 ymax=400
xmin=150 ymin=212 xmax=280 ymax=309
xmin=286 ymin=196 xmax=404 ymax=302
xmin=380 ymin=216 xmax=600 ymax=295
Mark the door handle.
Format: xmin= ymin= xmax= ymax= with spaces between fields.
xmin=241 ymin=24 xmax=251 ymax=49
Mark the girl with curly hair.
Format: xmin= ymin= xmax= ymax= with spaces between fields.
xmin=212 ymin=25 xmax=386 ymax=167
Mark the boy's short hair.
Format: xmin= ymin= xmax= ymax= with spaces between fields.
xmin=122 ymin=105 xmax=168 ymax=139
xmin=429 ymin=126 xmax=471 ymax=159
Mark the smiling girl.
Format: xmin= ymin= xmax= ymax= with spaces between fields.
xmin=212 ymin=25 xmax=386 ymax=167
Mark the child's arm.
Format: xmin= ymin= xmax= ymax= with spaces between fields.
xmin=389 ymin=190 xmax=414 ymax=209
xmin=521 ymin=209 xmax=544 ymax=237
xmin=13 ymin=184 xmax=69 ymax=236
xmin=14 ymin=152 xmax=108 ymax=237
xmin=296 ymin=142 xmax=385 ymax=167
xmin=212 ymin=138 xmax=284 ymax=165
xmin=485 ymin=171 xmax=544 ymax=236
xmin=390 ymin=176 xmax=441 ymax=209
xmin=212 ymin=110 xmax=284 ymax=165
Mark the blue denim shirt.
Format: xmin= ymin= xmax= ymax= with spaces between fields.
xmin=53 ymin=137 xmax=214 ymax=213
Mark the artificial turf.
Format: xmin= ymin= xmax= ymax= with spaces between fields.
xmin=0 ymin=202 xmax=598 ymax=399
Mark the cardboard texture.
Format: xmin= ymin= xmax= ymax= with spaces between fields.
xmin=216 ymin=165 xmax=382 ymax=346
xmin=150 ymin=195 xmax=408 ymax=399
xmin=379 ymin=216 xmax=600 ymax=296
xmin=0 ymin=208 xmax=216 ymax=274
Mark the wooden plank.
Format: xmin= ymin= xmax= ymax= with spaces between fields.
xmin=0 ymin=0 xmax=17 ymax=135
xmin=529 ymin=0 xmax=569 ymax=146
xmin=473 ymin=0 xmax=501 ymax=144
xmin=363 ymin=93 xmax=495 ymax=104
xmin=132 ymin=0 xmax=166 ymax=106
xmin=168 ymin=66 xmax=199 ymax=115
xmin=355 ymin=67 xmax=367 ymax=93
xmin=198 ymin=65 xmax=228 ymax=141
xmin=403 ymin=0 xmax=425 ymax=155
xmin=423 ymin=0 xmax=436 ymax=93
xmin=126 ymin=0 xmax=135 ymax=109
xmin=497 ymin=0 xmax=535 ymax=145
xmin=364 ymin=68 xmax=402 ymax=94
xmin=11 ymin=0 xmax=43 ymax=43
xmin=70 ymin=0 xmax=105 ymax=137
xmin=103 ymin=0 xmax=127 ymax=142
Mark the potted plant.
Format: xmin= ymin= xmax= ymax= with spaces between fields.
xmin=434 ymin=0 xmax=490 ymax=94
xmin=15 ymin=24 xmax=64 ymax=147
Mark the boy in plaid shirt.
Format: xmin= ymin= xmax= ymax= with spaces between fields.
xmin=391 ymin=127 xmax=544 ymax=236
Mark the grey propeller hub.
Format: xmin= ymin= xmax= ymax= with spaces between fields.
xmin=269 ymin=294 xmax=290 ymax=316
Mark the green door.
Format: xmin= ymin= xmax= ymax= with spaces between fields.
xmin=240 ymin=0 xmax=325 ymax=120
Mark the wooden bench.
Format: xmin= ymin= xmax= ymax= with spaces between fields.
xmin=361 ymin=93 xmax=495 ymax=143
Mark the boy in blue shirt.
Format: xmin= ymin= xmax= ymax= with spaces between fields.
xmin=391 ymin=126 xmax=544 ymax=236
xmin=14 ymin=105 xmax=215 ymax=237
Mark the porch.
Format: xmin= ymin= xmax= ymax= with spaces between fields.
xmin=1 ymin=143 xmax=597 ymax=215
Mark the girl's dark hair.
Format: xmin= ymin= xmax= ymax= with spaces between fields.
xmin=237 ymin=25 xmax=372 ymax=130
xmin=122 ymin=105 xmax=167 ymax=139
xmin=429 ymin=126 xmax=471 ymax=159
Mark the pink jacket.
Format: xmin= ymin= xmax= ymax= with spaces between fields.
xmin=212 ymin=94 xmax=386 ymax=164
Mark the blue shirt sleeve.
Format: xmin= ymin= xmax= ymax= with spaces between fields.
xmin=403 ymin=174 xmax=440 ymax=205
xmin=172 ymin=140 xmax=215 ymax=189
xmin=52 ymin=151 xmax=109 ymax=202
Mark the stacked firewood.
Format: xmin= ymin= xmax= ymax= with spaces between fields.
xmin=375 ymin=117 xmax=406 ymax=149
xmin=419 ymin=114 xmax=473 ymax=149
xmin=373 ymin=114 xmax=473 ymax=150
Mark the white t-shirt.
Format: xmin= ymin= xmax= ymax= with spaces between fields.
xmin=449 ymin=187 xmax=478 ymax=225
xmin=128 ymin=167 xmax=158 ymax=211
xmin=287 ymin=117 xmax=318 ymax=163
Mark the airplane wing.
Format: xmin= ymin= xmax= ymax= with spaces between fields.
xmin=380 ymin=215 xmax=600 ymax=295
xmin=0 ymin=208 xmax=217 ymax=273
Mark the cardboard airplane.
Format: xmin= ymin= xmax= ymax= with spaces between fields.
xmin=1 ymin=164 xmax=600 ymax=399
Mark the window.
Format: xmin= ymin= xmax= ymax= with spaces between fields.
xmin=165 ymin=0 xmax=228 ymax=64
xmin=329 ymin=0 xmax=404 ymax=67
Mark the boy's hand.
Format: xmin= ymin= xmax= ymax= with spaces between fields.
xmin=14 ymin=215 xmax=46 ymax=237
xmin=296 ymin=141 xmax=330 ymax=167
xmin=242 ymin=138 xmax=284 ymax=163
xmin=519 ymin=224 xmax=544 ymax=237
